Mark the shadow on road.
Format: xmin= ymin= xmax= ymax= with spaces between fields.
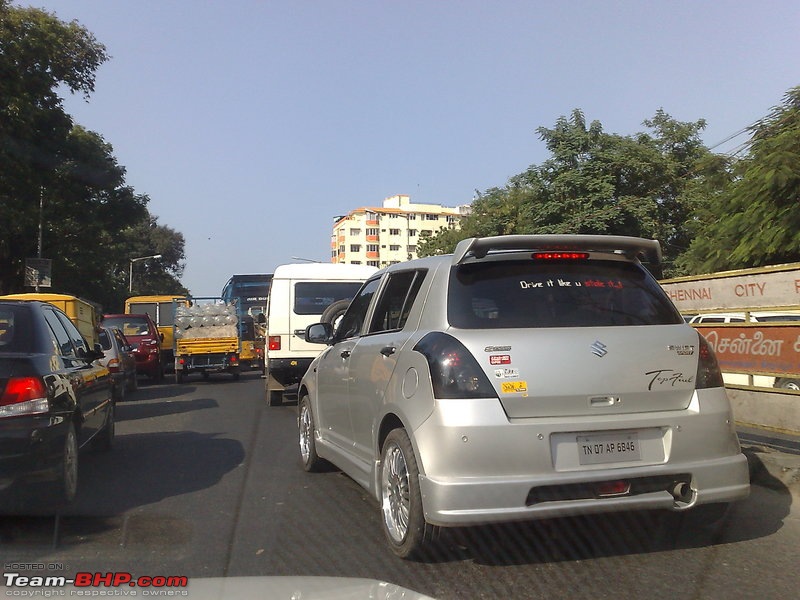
xmin=116 ymin=397 xmax=219 ymax=421
xmin=0 ymin=430 xmax=245 ymax=548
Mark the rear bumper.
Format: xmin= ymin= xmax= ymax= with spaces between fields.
xmin=0 ymin=417 xmax=69 ymax=495
xmin=418 ymin=453 xmax=750 ymax=526
xmin=411 ymin=388 xmax=751 ymax=527
xmin=133 ymin=350 xmax=161 ymax=376
xmin=268 ymin=358 xmax=313 ymax=387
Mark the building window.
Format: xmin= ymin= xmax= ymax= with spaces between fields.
xmin=409 ymin=229 xmax=417 ymax=236
xmin=351 ymin=260 xmax=362 ymax=265
xmin=407 ymin=245 xmax=417 ymax=253
xmin=339 ymin=245 xmax=345 ymax=254
xmin=366 ymin=228 xmax=379 ymax=236
xmin=367 ymin=244 xmax=379 ymax=252
xmin=389 ymin=245 xmax=401 ymax=251
xmin=367 ymin=260 xmax=379 ymax=267
xmin=424 ymin=214 xmax=438 ymax=220
xmin=350 ymin=228 xmax=361 ymax=236
xmin=350 ymin=244 xmax=361 ymax=252
xmin=389 ymin=228 xmax=400 ymax=236
xmin=407 ymin=214 xmax=416 ymax=220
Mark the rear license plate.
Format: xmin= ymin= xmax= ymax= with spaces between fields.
xmin=577 ymin=432 xmax=641 ymax=465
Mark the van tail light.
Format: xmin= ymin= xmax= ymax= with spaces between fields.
xmin=0 ymin=376 xmax=50 ymax=418
xmin=413 ymin=332 xmax=496 ymax=399
xmin=269 ymin=336 xmax=281 ymax=351
xmin=695 ymin=331 xmax=724 ymax=389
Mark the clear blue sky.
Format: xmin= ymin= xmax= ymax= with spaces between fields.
xmin=20 ymin=0 xmax=800 ymax=295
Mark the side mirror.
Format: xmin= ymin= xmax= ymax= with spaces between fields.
xmin=256 ymin=313 xmax=266 ymax=324
xmin=85 ymin=344 xmax=105 ymax=362
xmin=305 ymin=322 xmax=333 ymax=344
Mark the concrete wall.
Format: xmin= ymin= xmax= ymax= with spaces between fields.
xmin=728 ymin=388 xmax=800 ymax=435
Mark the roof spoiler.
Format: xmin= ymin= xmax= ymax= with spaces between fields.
xmin=452 ymin=234 xmax=663 ymax=272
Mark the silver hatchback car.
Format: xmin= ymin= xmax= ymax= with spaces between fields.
xmin=298 ymin=235 xmax=750 ymax=558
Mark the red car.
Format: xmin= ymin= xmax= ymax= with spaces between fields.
xmin=102 ymin=313 xmax=163 ymax=381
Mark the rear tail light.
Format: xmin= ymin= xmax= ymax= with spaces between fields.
xmin=532 ymin=251 xmax=590 ymax=261
xmin=268 ymin=336 xmax=281 ymax=351
xmin=229 ymin=355 xmax=238 ymax=364
xmin=413 ymin=332 xmax=496 ymax=399
xmin=0 ymin=376 xmax=49 ymax=417
xmin=695 ymin=331 xmax=724 ymax=389
xmin=107 ymin=358 xmax=121 ymax=372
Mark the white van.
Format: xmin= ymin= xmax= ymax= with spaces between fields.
xmin=264 ymin=263 xmax=377 ymax=405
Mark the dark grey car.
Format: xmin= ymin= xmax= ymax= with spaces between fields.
xmin=298 ymin=235 xmax=750 ymax=558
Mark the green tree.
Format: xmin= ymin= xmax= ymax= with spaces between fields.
xmin=678 ymin=86 xmax=800 ymax=272
xmin=0 ymin=0 xmax=109 ymax=292
xmin=0 ymin=1 xmax=187 ymax=308
xmin=419 ymin=109 xmax=713 ymax=276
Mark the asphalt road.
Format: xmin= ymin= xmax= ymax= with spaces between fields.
xmin=0 ymin=372 xmax=797 ymax=599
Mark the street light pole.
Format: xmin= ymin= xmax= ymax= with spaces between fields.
xmin=129 ymin=254 xmax=162 ymax=293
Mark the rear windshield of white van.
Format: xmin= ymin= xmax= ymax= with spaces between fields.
xmin=448 ymin=260 xmax=682 ymax=329
xmin=294 ymin=282 xmax=365 ymax=315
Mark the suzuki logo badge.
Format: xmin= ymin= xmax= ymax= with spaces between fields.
xmin=590 ymin=341 xmax=608 ymax=357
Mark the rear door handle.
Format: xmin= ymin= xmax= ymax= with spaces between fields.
xmin=380 ymin=346 xmax=396 ymax=357
xmin=340 ymin=350 xmax=351 ymax=359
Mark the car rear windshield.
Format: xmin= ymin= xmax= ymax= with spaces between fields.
xmin=448 ymin=259 xmax=683 ymax=329
xmin=0 ymin=304 xmax=34 ymax=353
xmin=103 ymin=316 xmax=152 ymax=337
xmin=293 ymin=282 xmax=364 ymax=315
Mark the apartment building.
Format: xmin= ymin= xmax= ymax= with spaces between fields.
xmin=331 ymin=194 xmax=470 ymax=267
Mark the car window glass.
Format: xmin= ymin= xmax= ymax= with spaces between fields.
xmin=56 ymin=311 xmax=89 ymax=355
xmin=99 ymin=329 xmax=112 ymax=350
xmin=368 ymin=270 xmax=426 ymax=334
xmin=104 ymin=316 xmax=151 ymax=336
xmin=448 ymin=259 xmax=683 ymax=329
xmin=131 ymin=302 xmax=158 ymax=322
xmin=334 ymin=277 xmax=382 ymax=341
xmin=114 ymin=329 xmax=130 ymax=349
xmin=43 ymin=308 xmax=76 ymax=357
xmin=293 ymin=282 xmax=365 ymax=316
xmin=158 ymin=302 xmax=175 ymax=326
xmin=0 ymin=305 xmax=34 ymax=353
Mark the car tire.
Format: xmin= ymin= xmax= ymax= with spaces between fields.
xmin=52 ymin=422 xmax=79 ymax=505
xmin=152 ymin=362 xmax=164 ymax=382
xmin=298 ymin=395 xmax=326 ymax=472
xmin=112 ymin=381 xmax=125 ymax=402
xmin=775 ymin=377 xmax=800 ymax=391
xmin=94 ymin=401 xmax=115 ymax=452
xmin=380 ymin=428 xmax=436 ymax=559
xmin=321 ymin=299 xmax=350 ymax=329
